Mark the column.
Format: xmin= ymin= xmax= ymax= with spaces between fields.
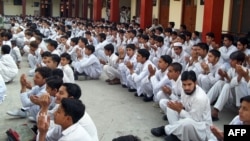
xmin=140 ymin=0 xmax=153 ymax=29
xmin=22 ymin=0 xmax=26 ymax=17
xmin=93 ymin=0 xmax=102 ymax=21
xmin=75 ymin=0 xmax=79 ymax=17
xmin=110 ymin=0 xmax=119 ymax=23
xmin=202 ymin=0 xmax=225 ymax=43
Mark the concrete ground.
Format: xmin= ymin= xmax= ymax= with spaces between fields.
xmin=0 ymin=56 xmax=237 ymax=141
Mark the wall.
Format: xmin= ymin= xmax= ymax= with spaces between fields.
xmin=3 ymin=0 xmax=22 ymax=15
xmin=52 ymin=0 xmax=60 ymax=17
xmin=222 ymin=0 xmax=230 ymax=32
xmin=195 ymin=3 xmax=204 ymax=32
xmin=152 ymin=0 xmax=159 ymax=19
xmin=169 ymin=0 xmax=183 ymax=29
xmin=130 ymin=0 xmax=136 ymax=20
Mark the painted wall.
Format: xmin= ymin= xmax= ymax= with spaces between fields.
xmin=52 ymin=0 xmax=60 ymax=17
xmin=222 ymin=0 xmax=230 ymax=32
xmin=169 ymin=0 xmax=183 ymax=29
xmin=152 ymin=0 xmax=159 ymax=19
xmin=3 ymin=0 xmax=23 ymax=16
xmin=195 ymin=4 xmax=204 ymax=32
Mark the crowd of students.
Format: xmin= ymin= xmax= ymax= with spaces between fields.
xmin=0 ymin=16 xmax=250 ymax=141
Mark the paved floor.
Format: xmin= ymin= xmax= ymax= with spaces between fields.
xmin=0 ymin=56 xmax=237 ymax=141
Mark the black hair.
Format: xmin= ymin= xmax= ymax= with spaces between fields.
xmin=240 ymin=95 xmax=250 ymax=103
xmin=185 ymin=31 xmax=192 ymax=38
xmin=1 ymin=45 xmax=11 ymax=54
xmin=126 ymin=44 xmax=136 ymax=50
xmin=47 ymin=39 xmax=58 ymax=49
xmin=165 ymin=28 xmax=172 ymax=33
xmin=160 ymin=55 xmax=172 ymax=65
xmin=46 ymin=76 xmax=63 ymax=90
xmin=238 ymin=37 xmax=248 ymax=46
xmin=78 ymin=37 xmax=88 ymax=45
xmin=169 ymin=62 xmax=182 ymax=72
xmin=61 ymin=83 xmax=82 ymax=99
xmin=193 ymin=31 xmax=199 ymax=36
xmin=137 ymin=49 xmax=150 ymax=60
xmin=141 ymin=34 xmax=149 ymax=41
xmin=41 ymin=51 xmax=51 ymax=58
xmin=71 ymin=37 xmax=79 ymax=45
xmin=30 ymin=41 xmax=39 ymax=48
xmin=181 ymin=70 xmax=197 ymax=82
xmin=155 ymin=36 xmax=164 ymax=43
xmin=206 ymin=32 xmax=215 ymax=38
xmin=223 ymin=34 xmax=234 ymax=42
xmin=197 ymin=42 xmax=209 ymax=52
xmin=178 ymin=34 xmax=186 ymax=41
xmin=60 ymin=35 xmax=68 ymax=39
xmin=85 ymin=45 xmax=95 ymax=53
xmin=229 ymin=51 xmax=246 ymax=63
xmin=169 ymin=22 xmax=175 ymax=28
xmin=98 ymin=33 xmax=106 ymax=40
xmin=156 ymin=27 xmax=163 ymax=33
xmin=51 ymin=68 xmax=64 ymax=79
xmin=49 ymin=54 xmax=61 ymax=66
xmin=209 ymin=49 xmax=221 ymax=58
xmin=112 ymin=135 xmax=141 ymax=141
xmin=11 ymin=40 xmax=17 ymax=46
xmin=35 ymin=67 xmax=52 ymax=79
xmin=61 ymin=98 xmax=85 ymax=123
xmin=60 ymin=52 xmax=72 ymax=64
xmin=85 ymin=31 xmax=91 ymax=35
xmin=104 ymin=44 xmax=115 ymax=54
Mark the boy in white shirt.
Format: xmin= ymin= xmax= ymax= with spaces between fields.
xmin=118 ymin=44 xmax=137 ymax=88
xmin=74 ymin=45 xmax=102 ymax=80
xmin=141 ymin=55 xmax=172 ymax=102
xmin=46 ymin=39 xmax=60 ymax=56
xmin=10 ymin=40 xmax=22 ymax=69
xmin=28 ymin=41 xmax=42 ymax=76
xmin=0 ymin=74 xmax=7 ymax=104
xmin=38 ymin=98 xmax=92 ymax=141
xmin=0 ymin=45 xmax=19 ymax=83
xmin=126 ymin=49 xmax=156 ymax=96
xmin=59 ymin=53 xmax=74 ymax=83
xmin=102 ymin=44 xmax=120 ymax=84
xmin=197 ymin=49 xmax=222 ymax=93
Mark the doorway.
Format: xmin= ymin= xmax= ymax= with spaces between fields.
xmin=0 ymin=0 xmax=3 ymax=15
xmin=40 ymin=0 xmax=52 ymax=17
xmin=182 ymin=0 xmax=197 ymax=32
xmin=159 ymin=0 xmax=170 ymax=28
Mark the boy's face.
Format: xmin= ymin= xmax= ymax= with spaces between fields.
xmin=182 ymin=80 xmax=196 ymax=95
xmin=239 ymin=101 xmax=250 ymax=123
xmin=191 ymin=46 xmax=199 ymax=57
xmin=167 ymin=66 xmax=178 ymax=80
xmin=54 ymin=105 xmax=69 ymax=127
xmin=155 ymin=41 xmax=162 ymax=47
xmin=136 ymin=53 xmax=145 ymax=63
xmin=33 ymin=72 xmax=46 ymax=86
xmin=104 ymin=50 xmax=111 ymax=56
xmin=46 ymin=57 xmax=58 ymax=69
xmin=207 ymin=52 xmax=218 ymax=64
xmin=237 ymin=41 xmax=246 ymax=51
xmin=60 ymin=57 xmax=69 ymax=66
xmin=149 ymin=38 xmax=155 ymax=45
xmin=47 ymin=44 xmax=54 ymax=51
xmin=229 ymin=59 xmax=238 ymax=68
xmin=46 ymin=85 xmax=57 ymax=97
xmin=55 ymin=86 xmax=69 ymax=104
xmin=61 ymin=38 xmax=67 ymax=44
xmin=85 ymin=48 xmax=92 ymax=56
xmin=126 ymin=48 xmax=134 ymax=57
xmin=223 ymin=37 xmax=232 ymax=47
xmin=206 ymin=36 xmax=213 ymax=44
xmin=30 ymin=46 xmax=37 ymax=54
xmin=165 ymin=32 xmax=171 ymax=36
xmin=174 ymin=46 xmax=182 ymax=55
xmin=42 ymin=57 xmax=48 ymax=65
xmin=158 ymin=58 xmax=168 ymax=71
xmin=197 ymin=47 xmax=206 ymax=57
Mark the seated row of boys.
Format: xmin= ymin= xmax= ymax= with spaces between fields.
xmin=6 ymin=66 xmax=99 ymax=140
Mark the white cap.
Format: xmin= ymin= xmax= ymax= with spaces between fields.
xmin=173 ymin=42 xmax=182 ymax=47
xmin=19 ymin=26 xmax=24 ymax=30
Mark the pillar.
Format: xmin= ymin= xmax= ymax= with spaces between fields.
xmin=140 ymin=0 xmax=153 ymax=29
xmin=202 ymin=0 xmax=225 ymax=44
xmin=22 ymin=0 xmax=26 ymax=17
xmin=110 ymin=0 xmax=119 ymax=23
xmin=75 ymin=0 xmax=79 ymax=17
xmin=93 ymin=0 xmax=102 ymax=21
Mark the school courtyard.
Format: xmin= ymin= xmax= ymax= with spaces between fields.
xmin=0 ymin=56 xmax=236 ymax=140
